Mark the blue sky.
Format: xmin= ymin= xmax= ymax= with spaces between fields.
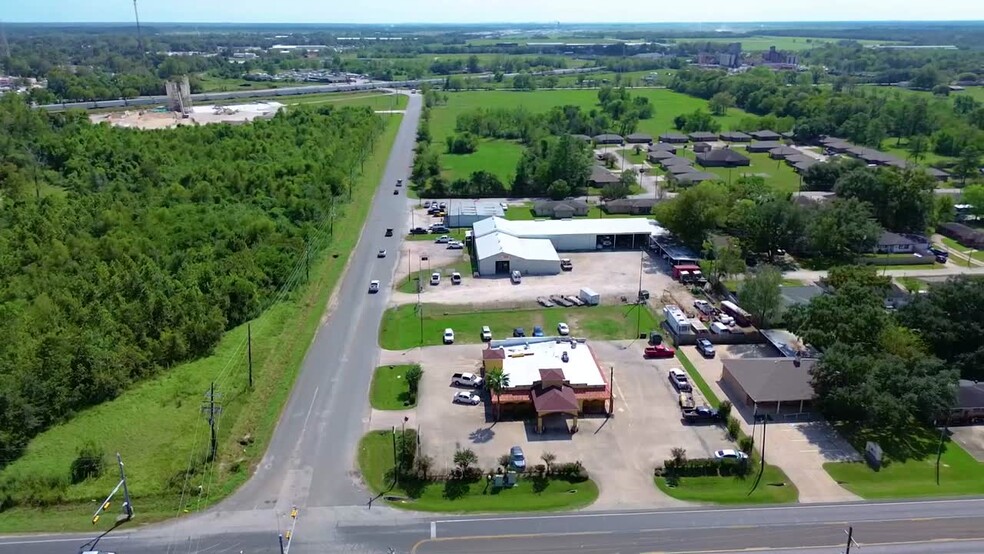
xmin=7 ymin=0 xmax=984 ymax=23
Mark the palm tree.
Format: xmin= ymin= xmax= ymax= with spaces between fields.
xmin=485 ymin=367 xmax=510 ymax=421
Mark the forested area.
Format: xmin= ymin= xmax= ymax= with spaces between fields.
xmin=0 ymin=95 xmax=382 ymax=465
xmin=670 ymin=67 xmax=984 ymax=163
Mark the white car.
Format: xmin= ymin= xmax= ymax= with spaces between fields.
xmin=377 ymin=249 xmax=386 ymax=258
xmin=443 ymin=328 xmax=455 ymax=344
xmin=481 ymin=325 xmax=492 ymax=341
xmin=435 ymin=235 xmax=450 ymax=244
xmin=430 ymin=272 xmax=441 ymax=285
xmin=368 ymin=280 xmax=380 ymax=293
xmin=500 ymin=202 xmax=508 ymax=211
xmin=453 ymin=391 xmax=481 ymax=405
xmin=715 ymin=449 xmax=749 ymax=461
xmin=557 ymin=322 xmax=570 ymax=336
xmin=447 ymin=241 xmax=464 ymax=250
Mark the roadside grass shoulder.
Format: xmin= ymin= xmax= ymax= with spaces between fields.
xmin=939 ymin=236 xmax=984 ymax=261
xmin=0 ymin=115 xmax=404 ymax=533
xmin=370 ymin=365 xmax=418 ymax=410
xmin=655 ymin=464 xmax=798 ymax=504
xmin=823 ymin=424 xmax=984 ymax=499
xmin=358 ymin=431 xmax=598 ymax=513
xmin=379 ymin=304 xmax=658 ymax=350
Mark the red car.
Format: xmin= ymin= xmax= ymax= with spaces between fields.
xmin=644 ymin=345 xmax=676 ymax=359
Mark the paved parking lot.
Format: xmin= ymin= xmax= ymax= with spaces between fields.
xmin=682 ymin=343 xmax=860 ymax=503
xmin=375 ymin=341 xmax=730 ymax=508
xmin=390 ymin=250 xmax=682 ymax=308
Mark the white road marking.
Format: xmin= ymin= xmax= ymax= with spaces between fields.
xmin=302 ymin=386 xmax=320 ymax=432
xmin=431 ymin=521 xmax=436 ymax=539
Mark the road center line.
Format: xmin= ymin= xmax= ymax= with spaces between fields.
xmin=430 ymin=521 xmax=436 ymax=539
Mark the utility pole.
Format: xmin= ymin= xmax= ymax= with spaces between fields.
xmin=132 ymin=0 xmax=144 ymax=56
xmin=608 ymin=367 xmax=614 ymax=417
xmin=936 ymin=413 xmax=951 ymax=485
xmin=81 ymin=453 xmax=134 ymax=553
xmin=636 ymin=250 xmax=644 ymax=338
xmin=247 ymin=324 xmax=253 ymax=389
xmin=201 ymin=383 xmax=222 ymax=461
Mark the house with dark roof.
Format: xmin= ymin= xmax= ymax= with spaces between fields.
xmin=875 ymin=231 xmax=917 ymax=254
xmin=688 ymin=131 xmax=718 ymax=142
xmin=693 ymin=142 xmax=712 ymax=153
xmin=604 ymin=198 xmax=660 ymax=215
xmin=938 ymin=223 xmax=984 ymax=249
xmin=951 ymin=380 xmax=984 ymax=425
xmin=792 ymin=160 xmax=818 ymax=173
xmin=720 ymin=131 xmax=752 ymax=142
xmin=589 ymin=165 xmax=620 ymax=186
xmin=747 ymin=141 xmax=783 ymax=153
xmin=926 ymin=168 xmax=950 ymax=182
xmin=667 ymin=164 xmax=696 ymax=175
xmin=769 ymin=146 xmax=801 ymax=159
xmin=647 ymin=150 xmax=675 ymax=162
xmin=721 ymin=358 xmax=816 ymax=414
xmin=750 ymin=130 xmax=781 ymax=141
xmin=659 ymin=155 xmax=692 ymax=168
xmin=696 ymin=148 xmax=751 ymax=168
xmin=593 ymin=133 xmax=624 ymax=145
xmin=570 ymin=134 xmax=592 ymax=143
xmin=673 ymin=171 xmax=719 ymax=185
xmin=784 ymin=154 xmax=815 ymax=166
xmin=659 ymin=132 xmax=689 ymax=143
xmin=649 ymin=142 xmax=678 ymax=153
xmin=532 ymin=198 xmax=590 ymax=219
xmin=626 ymin=133 xmax=653 ymax=144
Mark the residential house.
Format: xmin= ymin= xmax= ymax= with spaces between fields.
xmin=688 ymin=131 xmax=718 ymax=142
xmin=750 ymin=130 xmax=781 ymax=141
xmin=648 ymin=142 xmax=678 ymax=153
xmin=926 ymin=168 xmax=950 ymax=182
xmin=784 ymin=154 xmax=816 ymax=166
xmin=673 ymin=171 xmax=719 ymax=186
xmin=666 ymin=163 xmax=696 ymax=175
xmin=696 ymin=148 xmax=751 ymax=168
xmin=647 ymin=150 xmax=675 ymax=162
xmin=719 ymin=131 xmax=752 ymax=142
xmin=589 ymin=165 xmax=620 ymax=187
xmin=570 ymin=134 xmax=592 ymax=143
xmin=791 ymin=191 xmax=836 ymax=206
xmin=939 ymin=223 xmax=984 ymax=249
xmin=659 ymin=155 xmax=692 ymax=168
xmin=747 ymin=141 xmax=783 ymax=153
xmin=693 ymin=142 xmax=712 ymax=153
xmin=604 ymin=198 xmax=660 ymax=215
xmin=769 ymin=146 xmax=801 ymax=159
xmin=875 ymin=231 xmax=917 ymax=254
xmin=532 ymin=198 xmax=591 ymax=219
xmin=792 ymin=159 xmax=818 ymax=173
xmin=951 ymin=380 xmax=984 ymax=425
xmin=658 ymin=132 xmax=689 ymax=143
xmin=626 ymin=133 xmax=653 ymax=144
xmin=593 ymin=134 xmax=624 ymax=145
xmin=721 ymin=358 xmax=816 ymax=414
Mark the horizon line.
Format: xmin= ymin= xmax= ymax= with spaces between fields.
xmin=5 ymin=18 xmax=984 ymax=25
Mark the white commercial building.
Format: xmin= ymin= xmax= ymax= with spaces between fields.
xmin=487 ymin=337 xmax=606 ymax=389
xmin=475 ymin=232 xmax=561 ymax=276
xmin=472 ymin=217 xmax=665 ymax=275
xmin=446 ymin=201 xmax=505 ymax=228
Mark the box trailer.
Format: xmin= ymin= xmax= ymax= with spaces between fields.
xmin=579 ymin=287 xmax=600 ymax=306
xmin=719 ymin=300 xmax=751 ymax=327
xmin=672 ymin=264 xmax=702 ymax=281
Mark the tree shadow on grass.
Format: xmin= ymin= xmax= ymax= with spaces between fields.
xmin=833 ymin=422 xmax=939 ymax=463
xmin=442 ymin=478 xmax=472 ymax=500
xmin=531 ymin=475 xmax=549 ymax=494
xmin=397 ymin=391 xmax=414 ymax=407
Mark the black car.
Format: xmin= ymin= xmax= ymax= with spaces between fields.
xmin=696 ymin=338 xmax=715 ymax=358
xmin=430 ymin=226 xmax=450 ymax=234
xmin=385 ymin=228 xmax=394 ymax=237
xmin=410 ymin=227 xmax=428 ymax=235
xmin=683 ymin=405 xmax=722 ymax=424
xmin=513 ymin=327 xmax=526 ymax=337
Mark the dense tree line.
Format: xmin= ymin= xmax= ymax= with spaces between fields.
xmin=0 ymin=95 xmax=382 ymax=465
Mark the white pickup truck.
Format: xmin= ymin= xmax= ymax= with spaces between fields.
xmin=451 ymin=372 xmax=484 ymax=388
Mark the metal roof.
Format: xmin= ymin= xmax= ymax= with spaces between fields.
xmin=473 ymin=216 xmax=665 ymax=240
xmin=474 ymin=231 xmax=560 ymax=262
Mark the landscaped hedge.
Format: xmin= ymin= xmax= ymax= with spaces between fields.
xmin=656 ymin=457 xmax=750 ymax=478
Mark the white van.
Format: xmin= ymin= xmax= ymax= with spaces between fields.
xmin=511 ymin=270 xmax=522 ymax=284
xmin=710 ymin=321 xmax=729 ymax=334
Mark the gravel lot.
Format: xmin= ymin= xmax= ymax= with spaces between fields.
xmin=378 ymin=341 xmax=728 ymax=508
xmin=391 ymin=250 xmax=685 ymax=308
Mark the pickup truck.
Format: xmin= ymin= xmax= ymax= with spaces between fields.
xmin=644 ymin=344 xmax=676 ymax=359
xmin=682 ymin=405 xmax=722 ymax=424
xmin=452 ymin=372 xmax=484 ymax=388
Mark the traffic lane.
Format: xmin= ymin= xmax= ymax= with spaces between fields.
xmin=414 ymin=517 xmax=984 ymax=554
xmin=431 ymin=498 xmax=984 ymax=538
xmin=0 ymin=530 xmax=276 ymax=554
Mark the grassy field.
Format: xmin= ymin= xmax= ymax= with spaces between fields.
xmin=669 ymin=35 xmax=903 ymax=51
xmin=655 ymin=464 xmax=799 ymax=504
xmin=369 ymin=365 xmax=419 ymax=410
xmin=824 ymin=425 xmax=984 ymax=499
xmin=880 ymin=140 xmax=955 ymax=168
xmin=0 ymin=115 xmax=404 ymax=533
xmin=358 ymin=431 xmax=598 ymax=512
xmin=196 ymin=75 xmax=299 ymax=92
xmin=379 ymin=304 xmax=658 ymax=350
xmin=619 ymin=147 xmax=649 ymax=164
xmin=428 ymin=89 xmax=752 ymax=182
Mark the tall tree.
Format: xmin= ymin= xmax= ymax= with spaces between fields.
xmin=730 ymin=196 xmax=806 ymax=262
xmin=804 ymin=198 xmax=882 ymax=262
xmin=708 ymin=92 xmax=735 ymax=116
xmin=738 ymin=265 xmax=784 ymax=327
xmin=485 ymin=367 xmax=510 ymax=421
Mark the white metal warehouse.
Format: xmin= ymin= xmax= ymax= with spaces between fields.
xmin=472 ymin=217 xmax=665 ymax=276
xmin=445 ymin=201 xmax=504 ymax=228
xmin=474 ymin=232 xmax=561 ymax=276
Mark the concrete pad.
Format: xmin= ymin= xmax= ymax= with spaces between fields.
xmin=951 ymin=426 xmax=984 ymax=462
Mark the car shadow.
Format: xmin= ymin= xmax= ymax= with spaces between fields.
xmin=468 ymin=427 xmax=495 ymax=444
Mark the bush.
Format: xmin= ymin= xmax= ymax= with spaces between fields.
xmin=661 ymin=457 xmax=750 ymax=478
xmin=554 ymin=461 xmax=589 ymax=482
xmin=726 ymin=416 xmax=742 ymax=440
xmin=70 ymin=441 xmax=106 ymax=484
xmin=446 ymin=133 xmax=478 ymax=154
xmin=718 ymin=400 xmax=733 ymax=420
xmin=738 ymin=435 xmax=755 ymax=454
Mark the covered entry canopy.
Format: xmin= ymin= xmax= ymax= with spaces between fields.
xmin=531 ymin=368 xmax=580 ymax=433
